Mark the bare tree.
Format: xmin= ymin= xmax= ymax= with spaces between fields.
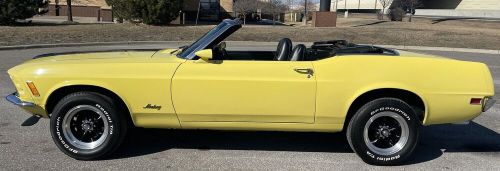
xmin=233 ymin=0 xmax=258 ymax=25
xmin=262 ymin=0 xmax=288 ymax=25
xmin=296 ymin=0 xmax=317 ymax=21
xmin=378 ymin=0 xmax=393 ymax=20
xmin=297 ymin=0 xmax=317 ymax=12
xmin=285 ymin=0 xmax=294 ymax=12
xmin=401 ymin=0 xmax=420 ymax=22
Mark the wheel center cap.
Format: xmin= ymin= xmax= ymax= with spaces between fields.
xmin=382 ymin=130 xmax=390 ymax=137
xmin=82 ymin=124 xmax=91 ymax=131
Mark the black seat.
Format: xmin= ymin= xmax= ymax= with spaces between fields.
xmin=274 ymin=38 xmax=292 ymax=61
xmin=289 ymin=44 xmax=306 ymax=61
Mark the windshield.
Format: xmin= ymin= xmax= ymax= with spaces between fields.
xmin=177 ymin=19 xmax=241 ymax=59
xmin=178 ymin=22 xmax=230 ymax=59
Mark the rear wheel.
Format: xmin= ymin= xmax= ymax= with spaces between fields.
xmin=347 ymin=98 xmax=420 ymax=165
xmin=50 ymin=92 xmax=127 ymax=160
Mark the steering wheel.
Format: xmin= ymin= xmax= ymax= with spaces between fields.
xmin=213 ymin=42 xmax=228 ymax=60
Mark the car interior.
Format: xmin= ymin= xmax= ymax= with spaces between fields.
xmin=212 ymin=39 xmax=400 ymax=61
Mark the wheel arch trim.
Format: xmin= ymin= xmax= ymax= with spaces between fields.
xmin=43 ymin=81 xmax=134 ymax=124
xmin=343 ymin=83 xmax=429 ymax=127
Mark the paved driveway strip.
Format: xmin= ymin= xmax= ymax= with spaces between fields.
xmin=0 ymin=43 xmax=498 ymax=170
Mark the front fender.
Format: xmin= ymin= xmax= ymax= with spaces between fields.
xmin=41 ymin=80 xmax=133 ymax=121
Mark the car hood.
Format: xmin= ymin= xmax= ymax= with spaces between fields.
xmin=8 ymin=49 xmax=184 ymax=76
xmin=27 ymin=50 xmax=159 ymax=63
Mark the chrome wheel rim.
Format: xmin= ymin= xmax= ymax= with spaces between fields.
xmin=62 ymin=105 xmax=108 ymax=150
xmin=363 ymin=111 xmax=409 ymax=156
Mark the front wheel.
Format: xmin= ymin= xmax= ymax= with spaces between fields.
xmin=346 ymin=98 xmax=420 ymax=165
xmin=50 ymin=92 xmax=127 ymax=160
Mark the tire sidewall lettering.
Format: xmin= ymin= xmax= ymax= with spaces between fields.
xmin=370 ymin=106 xmax=411 ymax=121
xmin=55 ymin=116 xmax=79 ymax=154
xmin=366 ymin=149 xmax=401 ymax=161
xmin=95 ymin=103 xmax=114 ymax=135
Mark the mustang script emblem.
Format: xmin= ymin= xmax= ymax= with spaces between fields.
xmin=143 ymin=104 xmax=162 ymax=110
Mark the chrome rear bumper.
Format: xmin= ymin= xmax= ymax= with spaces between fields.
xmin=483 ymin=98 xmax=496 ymax=112
xmin=5 ymin=92 xmax=34 ymax=107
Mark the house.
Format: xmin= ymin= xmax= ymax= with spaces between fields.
xmin=330 ymin=0 xmax=500 ymax=18
xmin=47 ymin=0 xmax=235 ymax=22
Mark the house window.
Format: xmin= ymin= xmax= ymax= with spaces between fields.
xmin=199 ymin=0 xmax=220 ymax=20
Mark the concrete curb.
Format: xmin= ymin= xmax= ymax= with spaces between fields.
xmin=1 ymin=41 xmax=499 ymax=55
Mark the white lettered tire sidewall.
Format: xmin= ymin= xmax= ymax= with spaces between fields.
xmin=347 ymin=98 xmax=420 ymax=166
xmin=50 ymin=92 xmax=125 ymax=160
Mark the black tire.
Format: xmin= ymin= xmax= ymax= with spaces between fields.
xmin=49 ymin=92 xmax=128 ymax=160
xmin=346 ymin=98 xmax=420 ymax=165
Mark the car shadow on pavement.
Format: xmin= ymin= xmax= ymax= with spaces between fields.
xmin=404 ymin=122 xmax=500 ymax=165
xmin=109 ymin=122 xmax=499 ymax=165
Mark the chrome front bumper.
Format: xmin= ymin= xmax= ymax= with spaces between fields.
xmin=483 ymin=98 xmax=496 ymax=112
xmin=5 ymin=92 xmax=34 ymax=107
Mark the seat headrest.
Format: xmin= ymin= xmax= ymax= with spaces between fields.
xmin=274 ymin=38 xmax=292 ymax=61
xmin=289 ymin=44 xmax=306 ymax=61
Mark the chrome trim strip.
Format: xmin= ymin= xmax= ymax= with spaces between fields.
xmin=33 ymin=49 xmax=160 ymax=59
xmin=483 ymin=98 xmax=496 ymax=112
xmin=5 ymin=93 xmax=35 ymax=107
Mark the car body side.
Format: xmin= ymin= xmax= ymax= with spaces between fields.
xmin=7 ymin=50 xmax=495 ymax=132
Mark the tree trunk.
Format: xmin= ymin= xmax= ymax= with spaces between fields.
xmin=381 ymin=8 xmax=384 ymax=20
xmin=67 ymin=0 xmax=73 ymax=22
xmin=55 ymin=0 xmax=60 ymax=16
xmin=273 ymin=13 xmax=276 ymax=26
xmin=408 ymin=6 xmax=414 ymax=22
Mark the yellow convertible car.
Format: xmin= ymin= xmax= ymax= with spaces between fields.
xmin=6 ymin=19 xmax=496 ymax=165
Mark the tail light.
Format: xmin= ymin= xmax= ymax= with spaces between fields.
xmin=470 ymin=98 xmax=482 ymax=105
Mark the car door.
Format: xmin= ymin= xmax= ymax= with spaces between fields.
xmin=171 ymin=59 xmax=316 ymax=123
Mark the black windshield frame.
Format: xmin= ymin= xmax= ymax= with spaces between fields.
xmin=178 ymin=19 xmax=242 ymax=60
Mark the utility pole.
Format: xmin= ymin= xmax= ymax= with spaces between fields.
xmin=67 ymin=0 xmax=73 ymax=22
xmin=195 ymin=0 xmax=200 ymax=25
xmin=55 ymin=0 xmax=60 ymax=16
xmin=320 ymin=0 xmax=331 ymax=11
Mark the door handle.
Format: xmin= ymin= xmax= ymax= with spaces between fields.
xmin=294 ymin=68 xmax=314 ymax=74
xmin=294 ymin=68 xmax=314 ymax=78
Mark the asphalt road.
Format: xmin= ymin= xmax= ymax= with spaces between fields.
xmin=0 ymin=44 xmax=499 ymax=170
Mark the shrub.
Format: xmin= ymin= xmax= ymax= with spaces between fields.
xmin=106 ymin=0 xmax=182 ymax=25
xmin=388 ymin=7 xmax=405 ymax=21
xmin=0 ymin=0 xmax=48 ymax=25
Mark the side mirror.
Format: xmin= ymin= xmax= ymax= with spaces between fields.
xmin=195 ymin=49 xmax=213 ymax=61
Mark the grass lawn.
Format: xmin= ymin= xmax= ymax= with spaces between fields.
xmin=1 ymin=16 xmax=500 ymax=50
